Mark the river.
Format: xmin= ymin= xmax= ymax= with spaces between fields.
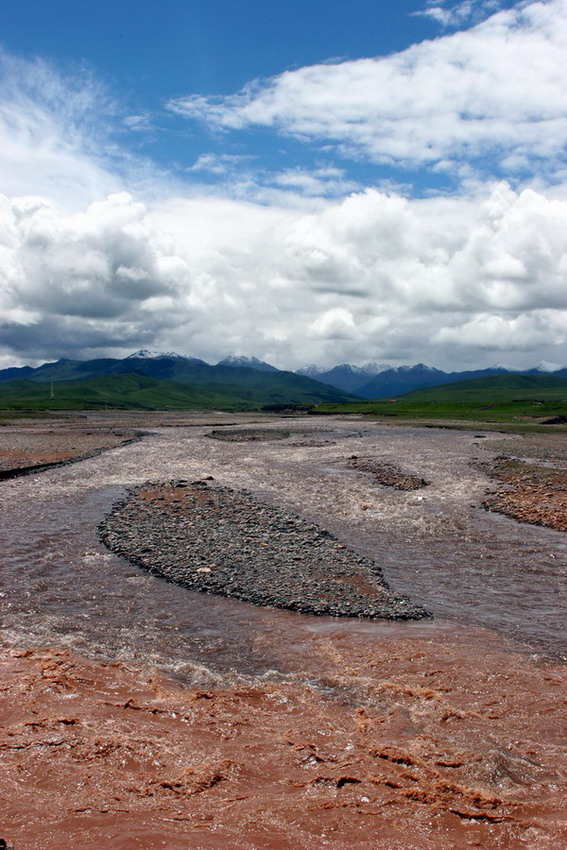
xmin=1 ymin=416 xmax=565 ymax=680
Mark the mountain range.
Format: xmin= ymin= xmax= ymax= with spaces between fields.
xmin=0 ymin=351 xmax=354 ymax=411
xmin=1 ymin=350 xmax=566 ymax=410
xmin=295 ymin=361 xmax=567 ymax=397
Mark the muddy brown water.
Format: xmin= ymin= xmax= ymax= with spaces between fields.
xmin=0 ymin=416 xmax=565 ymax=684
xmin=2 ymin=416 xmax=567 ymax=849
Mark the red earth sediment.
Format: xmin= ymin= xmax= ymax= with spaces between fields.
xmin=0 ymin=423 xmax=139 ymax=472
xmin=480 ymin=456 xmax=567 ymax=532
xmin=1 ymin=629 xmax=565 ymax=850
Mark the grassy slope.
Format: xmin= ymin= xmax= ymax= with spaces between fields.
xmin=22 ymin=357 xmax=347 ymax=398
xmin=314 ymin=374 xmax=567 ymax=426
xmin=0 ymin=371 xmax=353 ymax=411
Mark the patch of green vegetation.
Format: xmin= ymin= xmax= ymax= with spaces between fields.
xmin=0 ymin=375 xmax=216 ymax=411
xmin=313 ymin=374 xmax=567 ymax=431
xmin=0 ymin=371 xmax=350 ymax=412
xmin=15 ymin=356 xmax=353 ymax=404
xmin=0 ymin=409 xmax=59 ymax=423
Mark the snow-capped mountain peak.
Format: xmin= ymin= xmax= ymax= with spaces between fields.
xmin=296 ymin=364 xmax=325 ymax=377
xmin=296 ymin=362 xmax=392 ymax=377
xmin=335 ymin=362 xmax=393 ymax=376
xmin=217 ymin=355 xmax=279 ymax=372
xmin=489 ymin=363 xmax=524 ymax=372
xmin=363 ymin=362 xmax=393 ymax=375
xmin=127 ymin=349 xmax=188 ymax=360
xmin=532 ymin=360 xmax=564 ymax=373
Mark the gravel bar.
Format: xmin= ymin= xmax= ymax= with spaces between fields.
xmin=346 ymin=455 xmax=430 ymax=491
xmin=99 ymin=479 xmax=430 ymax=621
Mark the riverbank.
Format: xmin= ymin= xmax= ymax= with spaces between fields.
xmin=0 ymin=415 xmax=143 ymax=479
xmin=481 ymin=454 xmax=567 ymax=532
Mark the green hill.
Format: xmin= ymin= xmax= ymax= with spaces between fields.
xmin=0 ymin=370 xmax=353 ymax=411
xmin=314 ymin=373 xmax=567 ymax=425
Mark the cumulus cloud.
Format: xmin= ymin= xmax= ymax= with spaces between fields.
xmin=309 ymin=308 xmax=359 ymax=340
xmin=434 ymin=310 xmax=567 ymax=349
xmin=0 ymin=192 xmax=194 ymax=359
xmin=168 ymin=0 xmax=567 ymax=182
xmin=1 ymin=18 xmax=567 ymax=371
xmin=2 ymin=180 xmax=567 ymax=369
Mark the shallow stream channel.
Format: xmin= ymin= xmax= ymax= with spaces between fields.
xmin=1 ymin=416 xmax=565 ymax=687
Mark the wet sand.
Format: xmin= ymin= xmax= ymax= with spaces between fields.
xmin=0 ymin=413 xmax=566 ymax=849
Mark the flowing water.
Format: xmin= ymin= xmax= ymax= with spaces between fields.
xmin=1 ymin=417 xmax=565 ymax=687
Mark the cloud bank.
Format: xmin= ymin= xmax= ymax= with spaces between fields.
xmin=3 ymin=182 xmax=567 ymax=369
xmin=1 ymin=1 xmax=567 ymax=370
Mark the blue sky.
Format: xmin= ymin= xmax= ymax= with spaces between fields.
xmin=0 ymin=0 xmax=442 ymax=194
xmin=1 ymin=0 xmax=566 ymax=369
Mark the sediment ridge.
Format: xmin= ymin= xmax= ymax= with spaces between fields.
xmin=480 ymin=455 xmax=567 ymax=532
xmin=0 ymin=426 xmax=145 ymax=480
xmin=99 ymin=479 xmax=429 ymax=621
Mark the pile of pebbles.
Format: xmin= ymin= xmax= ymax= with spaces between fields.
xmin=346 ymin=456 xmax=429 ymax=491
xmin=99 ymin=479 xmax=429 ymax=621
xmin=207 ymin=428 xmax=291 ymax=442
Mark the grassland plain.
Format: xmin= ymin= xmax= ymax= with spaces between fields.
xmin=314 ymin=374 xmax=567 ymax=431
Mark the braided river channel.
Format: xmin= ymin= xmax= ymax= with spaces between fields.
xmin=1 ymin=414 xmax=565 ymax=677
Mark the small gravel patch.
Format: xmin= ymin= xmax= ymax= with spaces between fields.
xmin=0 ymin=429 xmax=143 ymax=479
xmin=207 ymin=428 xmax=291 ymax=442
xmin=346 ymin=456 xmax=429 ymax=491
xmin=99 ymin=479 xmax=429 ymax=621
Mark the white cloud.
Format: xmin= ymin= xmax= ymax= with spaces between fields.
xmin=1 ymin=31 xmax=567 ymax=371
xmin=0 ymin=50 xmax=123 ymax=210
xmin=272 ymin=166 xmax=359 ymax=197
xmin=309 ymin=308 xmax=359 ymax=340
xmin=188 ymin=153 xmax=253 ymax=175
xmin=123 ymin=114 xmax=154 ymax=132
xmin=0 ymin=191 xmax=195 ymax=357
xmin=434 ymin=310 xmax=567 ymax=349
xmin=2 ymin=179 xmax=567 ymax=369
xmin=417 ymin=1 xmax=506 ymax=28
xmin=168 ymin=0 xmax=567 ymax=182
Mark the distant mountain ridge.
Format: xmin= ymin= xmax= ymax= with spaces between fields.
xmin=1 ymin=352 xmax=567 ymax=403
xmin=296 ymin=361 xmax=567 ymax=398
xmin=296 ymin=363 xmax=392 ymax=394
xmin=0 ymin=352 xmax=354 ymax=411
xmin=126 ymin=349 xmax=206 ymax=363
xmin=216 ymin=355 xmax=279 ymax=372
